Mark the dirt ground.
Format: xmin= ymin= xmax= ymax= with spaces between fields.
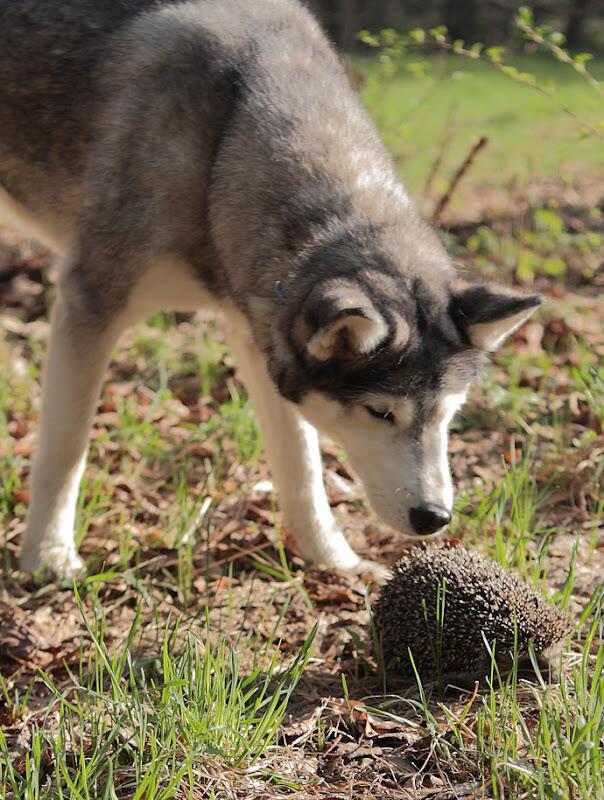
xmin=0 ymin=187 xmax=603 ymax=797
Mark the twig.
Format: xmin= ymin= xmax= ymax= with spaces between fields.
xmin=516 ymin=19 xmax=604 ymax=100
xmin=431 ymin=136 xmax=488 ymax=224
xmin=434 ymin=38 xmax=604 ymax=141
xmin=423 ymin=103 xmax=458 ymax=198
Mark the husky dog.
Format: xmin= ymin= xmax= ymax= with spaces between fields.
xmin=0 ymin=0 xmax=540 ymax=579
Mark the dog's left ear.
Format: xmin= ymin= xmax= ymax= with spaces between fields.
xmin=306 ymin=308 xmax=386 ymax=361
xmin=294 ymin=282 xmax=404 ymax=362
xmin=453 ymin=283 xmax=542 ymax=351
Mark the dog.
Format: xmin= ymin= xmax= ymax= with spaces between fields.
xmin=0 ymin=0 xmax=540 ymax=580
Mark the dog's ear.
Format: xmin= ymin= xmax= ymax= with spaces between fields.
xmin=453 ymin=283 xmax=542 ymax=352
xmin=294 ymin=282 xmax=402 ymax=361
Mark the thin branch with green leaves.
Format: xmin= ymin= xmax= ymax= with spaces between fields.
xmin=359 ymin=6 xmax=604 ymax=141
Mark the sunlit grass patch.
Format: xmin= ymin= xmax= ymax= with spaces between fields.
xmin=0 ymin=587 xmax=316 ymax=799
xmin=360 ymin=53 xmax=604 ymax=197
xmin=472 ymin=590 xmax=603 ymax=799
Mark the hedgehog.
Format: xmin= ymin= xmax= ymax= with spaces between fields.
xmin=373 ymin=544 xmax=571 ymax=686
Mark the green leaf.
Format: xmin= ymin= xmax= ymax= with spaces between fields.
xmin=409 ymin=28 xmax=426 ymax=44
xmin=544 ymin=788 xmax=566 ymax=800
xmin=380 ymin=28 xmax=400 ymax=47
xmin=357 ymin=31 xmax=379 ymax=48
xmin=574 ymin=740 xmax=595 ymax=753
xmin=516 ymin=6 xmax=534 ymax=26
xmin=533 ymin=208 xmax=565 ymax=236
xmin=486 ymin=46 xmax=505 ymax=63
xmin=429 ymin=25 xmax=448 ymax=42
xmin=543 ymin=257 xmax=567 ymax=278
xmin=500 ymin=65 xmax=519 ymax=78
xmin=515 ymin=249 xmax=540 ymax=281
xmin=518 ymin=71 xmax=536 ymax=84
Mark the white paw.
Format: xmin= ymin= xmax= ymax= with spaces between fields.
xmin=306 ymin=551 xmax=390 ymax=584
xmin=292 ymin=526 xmax=388 ymax=581
xmin=346 ymin=558 xmax=391 ymax=583
xmin=20 ymin=543 xmax=85 ymax=581
xmin=293 ymin=528 xmax=359 ymax=569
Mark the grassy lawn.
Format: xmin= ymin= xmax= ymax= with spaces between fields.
xmin=360 ymin=54 xmax=604 ymax=201
xmin=1 ymin=52 xmax=603 ymax=800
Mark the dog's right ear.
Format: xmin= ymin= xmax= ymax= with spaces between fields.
xmin=294 ymin=282 xmax=407 ymax=362
xmin=452 ymin=283 xmax=542 ymax=352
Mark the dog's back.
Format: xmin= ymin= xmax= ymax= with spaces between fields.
xmin=0 ymin=0 xmax=403 ymax=285
xmin=0 ymin=0 xmax=345 ymax=177
xmin=0 ymin=1 xmax=168 ymax=242
xmin=0 ymin=2 xmax=157 ymax=190
xmin=0 ymin=1 xmax=372 ymax=244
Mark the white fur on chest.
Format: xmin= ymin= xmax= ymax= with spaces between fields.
xmin=119 ymin=258 xmax=219 ymax=325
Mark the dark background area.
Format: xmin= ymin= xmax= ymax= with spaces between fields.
xmin=305 ymin=0 xmax=604 ymax=51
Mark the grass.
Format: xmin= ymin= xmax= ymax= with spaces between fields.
xmin=1 ymin=50 xmax=603 ymax=800
xmin=360 ymin=53 xmax=604 ymax=199
xmin=472 ymin=599 xmax=602 ymax=799
xmin=0 ymin=590 xmax=316 ymax=798
xmin=1 ymin=262 xmax=602 ymax=796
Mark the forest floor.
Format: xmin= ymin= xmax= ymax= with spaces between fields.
xmin=1 ymin=42 xmax=604 ymax=795
xmin=0 ymin=176 xmax=602 ymax=798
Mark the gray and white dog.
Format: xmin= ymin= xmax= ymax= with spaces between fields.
xmin=0 ymin=0 xmax=540 ymax=579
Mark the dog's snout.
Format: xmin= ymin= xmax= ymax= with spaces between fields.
xmin=409 ymin=504 xmax=451 ymax=536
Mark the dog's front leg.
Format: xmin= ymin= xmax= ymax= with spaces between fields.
xmin=227 ymin=322 xmax=362 ymax=571
xmin=20 ymin=288 xmax=122 ymax=579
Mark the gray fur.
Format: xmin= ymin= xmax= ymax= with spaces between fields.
xmin=0 ymin=0 xmax=541 ymax=576
xmin=0 ymin=0 xmax=538 ymax=380
xmin=1 ymin=0 xmax=453 ymax=336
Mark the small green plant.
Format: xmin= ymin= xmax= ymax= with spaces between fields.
xmin=419 ymin=577 xmax=447 ymax=686
xmin=0 ymin=591 xmax=317 ymax=798
xmin=360 ymin=7 xmax=604 ymax=141
xmin=473 ymin=590 xmax=603 ymax=798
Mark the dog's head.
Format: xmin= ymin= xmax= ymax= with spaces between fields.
xmin=270 ymin=265 xmax=540 ymax=537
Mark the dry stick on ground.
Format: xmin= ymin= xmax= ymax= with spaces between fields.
xmin=422 ymin=103 xmax=459 ymax=199
xmin=431 ymin=136 xmax=489 ymax=225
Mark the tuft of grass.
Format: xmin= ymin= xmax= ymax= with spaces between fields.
xmin=0 ymin=589 xmax=317 ymax=799
xmin=472 ymin=590 xmax=603 ymax=799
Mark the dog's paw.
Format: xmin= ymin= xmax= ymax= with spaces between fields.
xmin=288 ymin=525 xmax=390 ymax=582
xmin=20 ymin=544 xmax=85 ymax=582
xmin=343 ymin=558 xmax=391 ymax=584
xmin=305 ymin=548 xmax=391 ymax=584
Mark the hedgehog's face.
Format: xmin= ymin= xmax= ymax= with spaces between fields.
xmin=282 ymin=279 xmax=542 ymax=538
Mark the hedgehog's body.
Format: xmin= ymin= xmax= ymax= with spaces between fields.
xmin=374 ymin=545 xmax=570 ymax=685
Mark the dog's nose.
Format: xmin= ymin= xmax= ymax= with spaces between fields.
xmin=409 ymin=504 xmax=451 ymax=536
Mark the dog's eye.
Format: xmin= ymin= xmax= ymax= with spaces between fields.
xmin=365 ymin=406 xmax=396 ymax=424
